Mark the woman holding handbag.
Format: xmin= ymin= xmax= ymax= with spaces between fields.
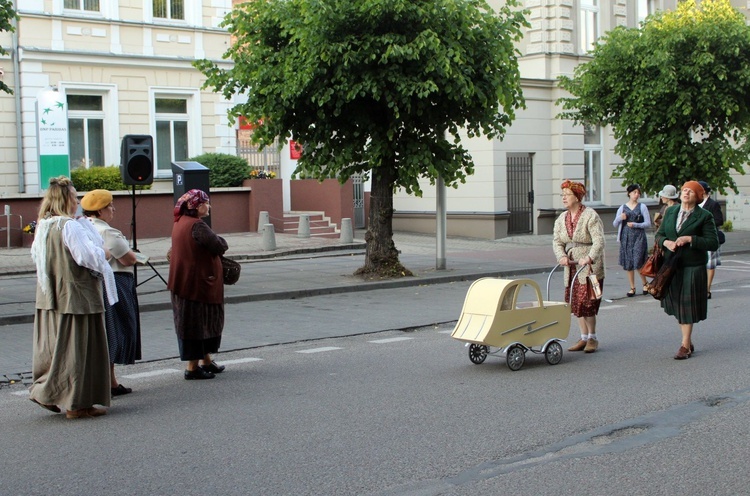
xmin=613 ymin=184 xmax=651 ymax=297
xmin=553 ymin=180 xmax=606 ymax=354
xmin=655 ymin=181 xmax=719 ymax=360
xmin=168 ymin=189 xmax=229 ymax=379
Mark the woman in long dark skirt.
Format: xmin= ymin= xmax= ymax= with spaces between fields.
xmin=168 ymin=189 xmax=228 ymax=380
xmin=655 ymin=181 xmax=719 ymax=360
xmin=82 ymin=189 xmax=141 ymax=396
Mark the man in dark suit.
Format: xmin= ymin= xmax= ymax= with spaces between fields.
xmin=698 ymin=181 xmax=724 ymax=299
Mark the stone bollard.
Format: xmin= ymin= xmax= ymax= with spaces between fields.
xmin=262 ymin=223 xmax=276 ymax=251
xmin=258 ymin=211 xmax=269 ymax=233
xmin=339 ymin=218 xmax=353 ymax=244
xmin=297 ymin=214 xmax=311 ymax=238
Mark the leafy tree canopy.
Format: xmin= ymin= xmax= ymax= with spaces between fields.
xmin=0 ymin=0 xmax=17 ymax=94
xmin=558 ymin=0 xmax=750 ymax=195
xmin=195 ymin=0 xmax=527 ymax=197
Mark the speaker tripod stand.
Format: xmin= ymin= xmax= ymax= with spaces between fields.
xmin=129 ymin=185 xmax=167 ymax=288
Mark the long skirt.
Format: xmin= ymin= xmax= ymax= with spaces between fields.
xmin=29 ymin=310 xmax=111 ymax=410
xmin=662 ymin=265 xmax=708 ymax=324
xmin=171 ymin=293 xmax=224 ymax=361
xmin=565 ymin=273 xmax=604 ymax=318
xmin=104 ymin=273 xmax=142 ymax=365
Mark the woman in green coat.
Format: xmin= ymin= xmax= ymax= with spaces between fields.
xmin=655 ymin=181 xmax=719 ymax=360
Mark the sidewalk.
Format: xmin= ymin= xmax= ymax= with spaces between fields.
xmin=3 ymin=227 xmax=750 ymax=327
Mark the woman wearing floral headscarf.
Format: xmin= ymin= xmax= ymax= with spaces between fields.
xmin=655 ymin=181 xmax=718 ymax=360
xmin=552 ymin=180 xmax=606 ymax=353
xmin=168 ymin=189 xmax=229 ymax=380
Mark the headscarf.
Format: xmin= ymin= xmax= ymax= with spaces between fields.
xmin=681 ymin=181 xmax=704 ymax=202
xmin=561 ymin=179 xmax=586 ymax=202
xmin=174 ymin=189 xmax=209 ymax=221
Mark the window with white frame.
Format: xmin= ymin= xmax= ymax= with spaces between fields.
xmin=579 ymin=0 xmax=599 ymax=54
xmin=67 ymin=94 xmax=105 ymax=169
xmin=64 ymin=0 xmax=100 ymax=11
xmin=153 ymin=0 xmax=184 ymax=20
xmin=155 ymin=98 xmax=190 ymax=174
xmin=583 ymin=124 xmax=602 ymax=202
xmin=637 ymin=0 xmax=658 ymax=25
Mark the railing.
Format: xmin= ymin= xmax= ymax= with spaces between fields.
xmin=237 ymin=137 xmax=281 ymax=177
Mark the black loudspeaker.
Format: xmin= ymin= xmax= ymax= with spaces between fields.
xmin=120 ymin=134 xmax=154 ymax=185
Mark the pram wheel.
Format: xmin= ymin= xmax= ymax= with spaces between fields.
xmin=506 ymin=345 xmax=525 ymax=371
xmin=545 ymin=341 xmax=563 ymax=365
xmin=468 ymin=344 xmax=488 ymax=364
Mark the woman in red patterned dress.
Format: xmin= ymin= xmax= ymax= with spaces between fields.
xmin=552 ymin=180 xmax=606 ymax=353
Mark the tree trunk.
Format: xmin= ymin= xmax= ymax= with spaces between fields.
xmin=355 ymin=166 xmax=413 ymax=278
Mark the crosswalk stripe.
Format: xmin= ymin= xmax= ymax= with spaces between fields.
xmin=295 ymin=347 xmax=342 ymax=354
xmin=219 ymin=357 xmax=263 ymax=365
xmin=368 ymin=337 xmax=414 ymax=344
xmin=121 ymin=369 xmax=182 ymax=379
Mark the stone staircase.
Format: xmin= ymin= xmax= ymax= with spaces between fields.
xmin=282 ymin=211 xmax=339 ymax=238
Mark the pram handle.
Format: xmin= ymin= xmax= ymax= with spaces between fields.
xmin=546 ymin=262 xmax=590 ymax=302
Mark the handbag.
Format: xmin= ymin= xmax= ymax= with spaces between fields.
xmin=717 ymin=230 xmax=726 ymax=245
xmin=587 ymin=274 xmax=602 ymax=302
xmin=645 ymin=247 xmax=683 ymax=300
xmin=640 ymin=241 xmax=663 ymax=278
xmin=221 ymin=256 xmax=241 ymax=285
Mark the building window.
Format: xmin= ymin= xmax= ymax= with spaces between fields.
xmin=579 ymin=0 xmax=599 ymax=54
xmin=637 ymin=0 xmax=658 ymax=25
xmin=153 ymin=0 xmax=184 ymax=20
xmin=68 ymin=94 xmax=105 ymax=170
xmin=583 ymin=124 xmax=602 ymax=202
xmin=155 ymin=98 xmax=189 ymax=174
xmin=64 ymin=0 xmax=100 ymax=11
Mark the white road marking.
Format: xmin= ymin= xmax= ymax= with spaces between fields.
xmin=219 ymin=357 xmax=263 ymax=365
xmin=296 ymin=347 xmax=343 ymax=354
xmin=121 ymin=369 xmax=182 ymax=379
xmin=598 ymin=304 xmax=626 ymax=310
xmin=368 ymin=337 xmax=414 ymax=344
xmin=709 ymin=289 xmax=732 ymax=293
xmin=12 ymin=390 xmax=29 ymax=397
xmin=438 ymin=330 xmax=453 ymax=334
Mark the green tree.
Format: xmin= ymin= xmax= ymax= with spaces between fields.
xmin=558 ymin=0 xmax=750 ymax=195
xmin=0 ymin=0 xmax=17 ymax=94
xmin=195 ymin=0 xmax=527 ymax=277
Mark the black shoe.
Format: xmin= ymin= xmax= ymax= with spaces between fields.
xmin=184 ymin=368 xmax=215 ymax=380
xmin=111 ymin=384 xmax=133 ymax=396
xmin=201 ymin=361 xmax=225 ymax=374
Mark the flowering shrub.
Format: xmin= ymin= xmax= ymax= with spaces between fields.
xmin=249 ymin=169 xmax=276 ymax=179
xmin=23 ymin=221 xmax=36 ymax=235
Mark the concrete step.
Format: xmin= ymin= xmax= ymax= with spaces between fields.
xmin=282 ymin=211 xmax=339 ymax=238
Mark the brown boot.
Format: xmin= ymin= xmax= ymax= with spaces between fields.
xmin=584 ymin=338 xmax=599 ymax=353
xmin=568 ymin=339 xmax=587 ymax=352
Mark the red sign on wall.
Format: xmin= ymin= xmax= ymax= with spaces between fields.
xmin=290 ymin=140 xmax=302 ymax=160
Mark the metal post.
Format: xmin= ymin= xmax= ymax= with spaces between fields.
xmin=436 ymin=176 xmax=446 ymax=270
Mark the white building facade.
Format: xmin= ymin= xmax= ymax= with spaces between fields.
xmin=392 ymin=0 xmax=750 ymax=237
xmin=1 ymin=1 xmax=749 ymax=234
xmin=0 ymin=0 xmax=235 ymax=195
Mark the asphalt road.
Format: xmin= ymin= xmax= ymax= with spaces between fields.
xmin=1 ymin=270 xmax=750 ymax=494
